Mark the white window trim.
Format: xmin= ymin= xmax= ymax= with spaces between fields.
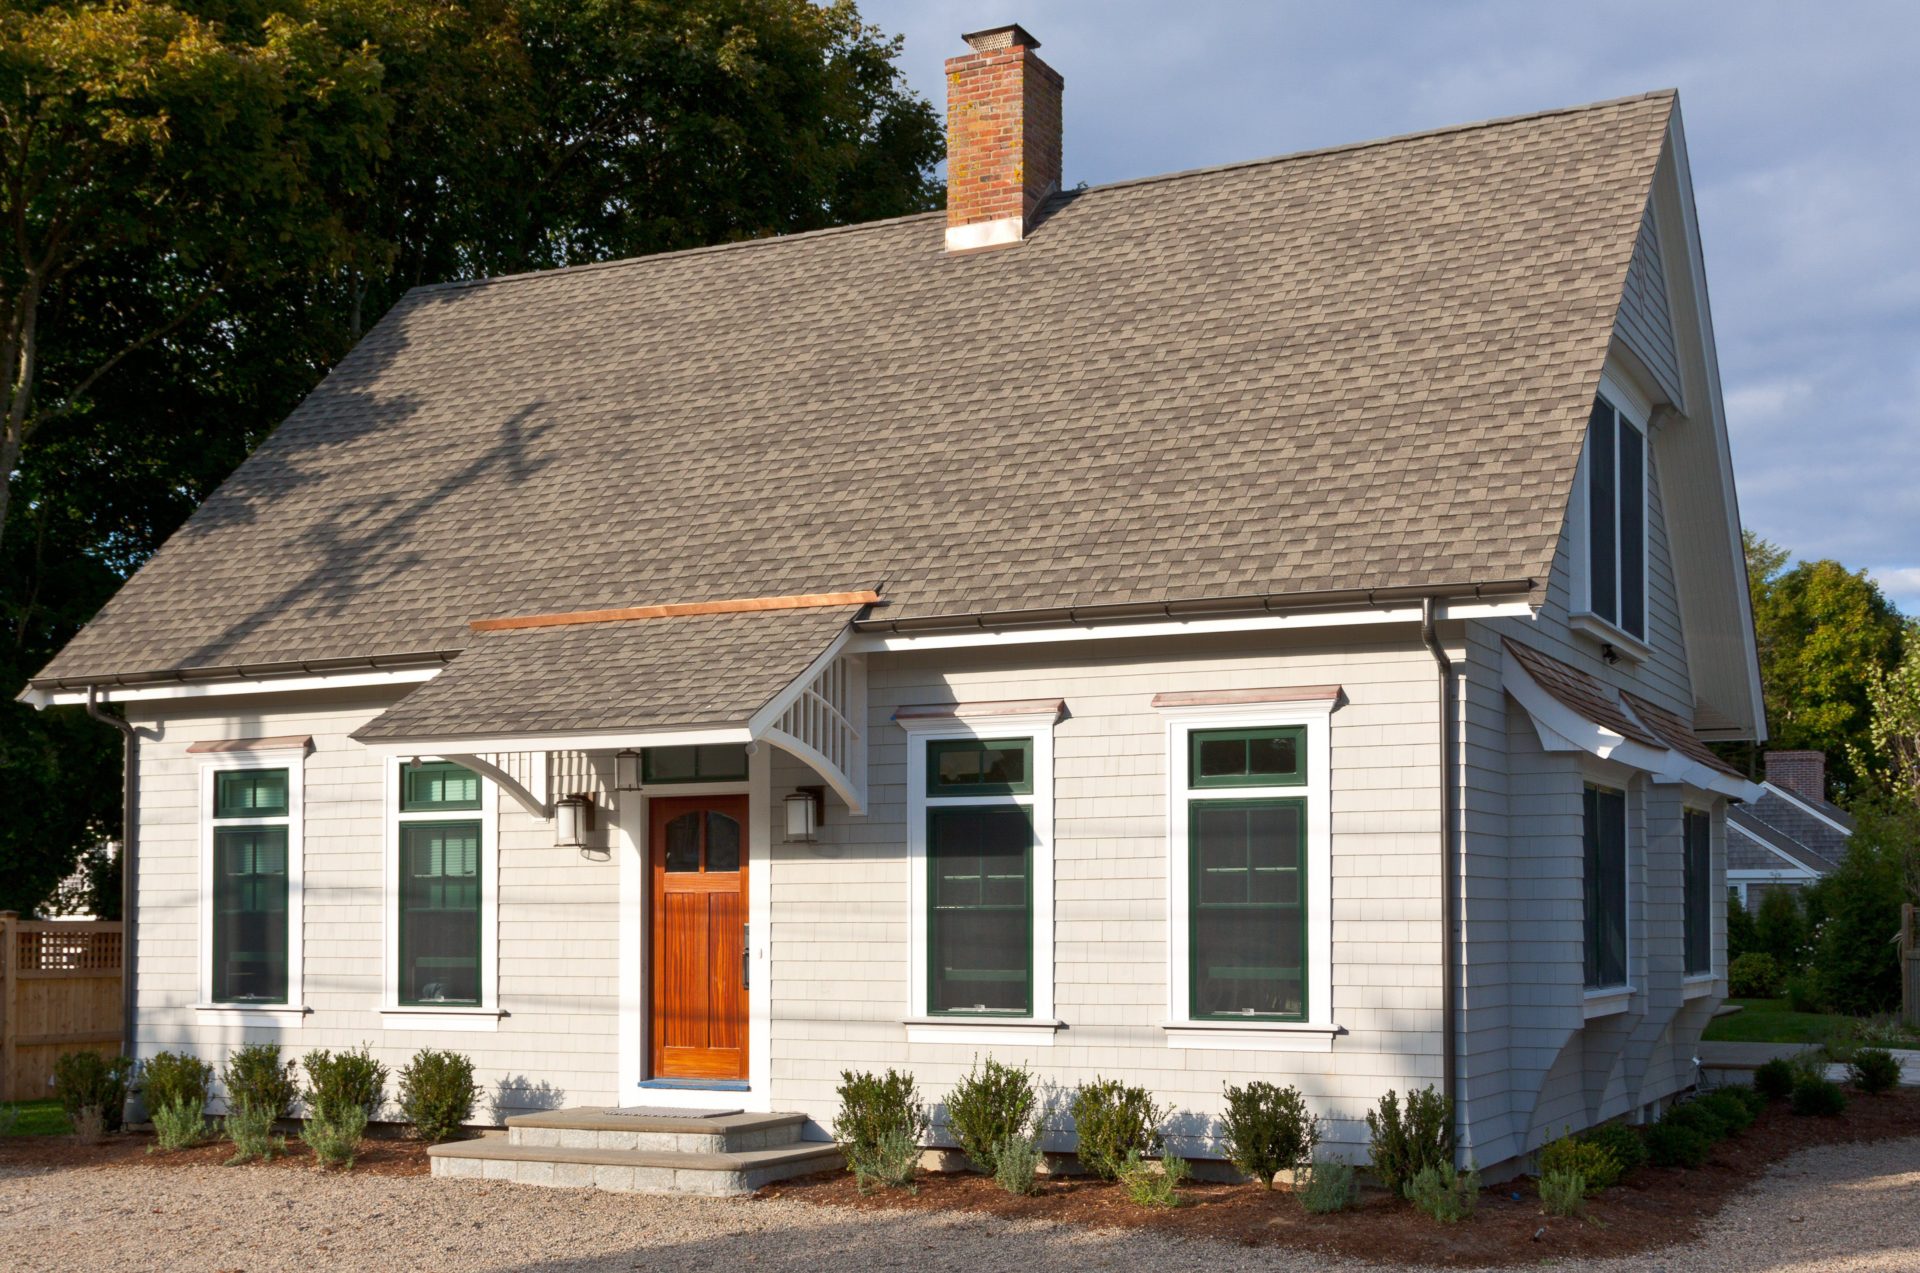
xmin=1582 ymin=772 xmax=1633 ymax=1000
xmin=900 ymin=710 xmax=1058 ymax=1045
xmin=1159 ymin=700 xmax=1337 ymax=1050
xmin=1570 ymin=370 xmax=1652 ymax=649
xmin=382 ymin=759 xmax=501 ymax=1029
xmin=197 ymin=747 xmax=307 ymax=1023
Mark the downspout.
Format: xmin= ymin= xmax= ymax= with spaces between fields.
xmin=85 ymin=686 xmax=136 ymax=1062
xmin=1418 ymin=599 xmax=1460 ymax=1163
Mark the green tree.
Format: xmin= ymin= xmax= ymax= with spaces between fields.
xmin=1856 ymin=626 xmax=1920 ymax=811
xmin=1726 ymin=887 xmax=1758 ymax=961
xmin=1806 ymin=799 xmax=1917 ymax=1015
xmin=1752 ymin=887 xmax=1807 ymax=970
xmin=1742 ymin=532 xmax=1907 ymax=795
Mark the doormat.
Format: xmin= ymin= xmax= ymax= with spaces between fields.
xmin=608 ymin=1106 xmax=742 ymax=1119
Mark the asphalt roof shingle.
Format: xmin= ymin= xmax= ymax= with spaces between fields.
xmin=34 ymin=91 xmax=1677 ymax=687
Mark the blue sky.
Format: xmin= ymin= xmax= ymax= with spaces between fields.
xmin=879 ymin=1 xmax=1920 ymax=611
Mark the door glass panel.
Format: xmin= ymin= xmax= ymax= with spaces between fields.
xmin=705 ymin=811 xmax=741 ymax=872
xmin=665 ymin=812 xmax=701 ymax=872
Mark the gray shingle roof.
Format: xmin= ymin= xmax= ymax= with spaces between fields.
xmin=1729 ymin=805 xmax=1844 ymax=875
xmin=1737 ymin=788 xmax=1851 ymax=868
xmin=33 ymin=91 xmax=1676 ymax=688
xmin=350 ymin=605 xmax=862 ymax=744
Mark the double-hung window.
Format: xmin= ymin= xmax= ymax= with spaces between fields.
xmin=1682 ymin=808 xmax=1712 ymax=977
xmin=1578 ymin=392 xmax=1648 ymax=641
xmin=1583 ymin=783 xmax=1629 ymax=991
xmin=394 ymin=761 xmax=487 ymax=1008
xmin=1185 ymin=727 xmax=1308 ymax=1020
xmin=208 ymin=767 xmax=293 ymax=1004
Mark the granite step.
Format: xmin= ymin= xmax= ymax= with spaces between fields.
xmin=503 ymin=1107 xmax=807 ymax=1154
xmin=429 ymin=1130 xmax=841 ymax=1196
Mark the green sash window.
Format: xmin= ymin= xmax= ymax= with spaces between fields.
xmin=640 ymin=744 xmax=750 ymax=784
xmin=927 ymin=806 xmax=1034 ymax=1014
xmin=209 ymin=768 xmax=290 ymax=1004
xmin=399 ymin=820 xmax=482 ymax=1005
xmin=1189 ymin=798 xmax=1305 ymax=1019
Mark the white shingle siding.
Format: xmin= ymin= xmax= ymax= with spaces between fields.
xmin=1615 ymin=201 xmax=1686 ymax=408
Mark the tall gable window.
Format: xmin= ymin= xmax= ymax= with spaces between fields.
xmin=1579 ymin=392 xmax=1648 ymax=641
xmin=1683 ymin=808 xmax=1712 ymax=977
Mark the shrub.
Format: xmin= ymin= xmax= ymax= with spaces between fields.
xmin=149 ymin=1098 xmax=208 ymax=1152
xmin=1784 ymin=970 xmax=1823 ymax=1014
xmin=223 ymin=1101 xmax=285 ymax=1164
xmin=943 ymin=1056 xmax=1035 ymax=1175
xmin=1579 ymin=1122 xmax=1647 ymax=1178
xmin=1697 ymin=1089 xmax=1755 ymax=1134
xmin=833 ymin=1069 xmax=928 ymax=1172
xmin=1219 ymin=1080 xmax=1319 ymax=1189
xmin=847 ymin=1126 xmax=920 ymax=1193
xmin=1407 ymin=1162 xmax=1478 ymax=1223
xmin=992 ymin=1134 xmax=1044 ymax=1195
xmin=53 ymin=1052 xmax=133 ymax=1133
xmin=1726 ymin=887 xmax=1758 ymax=961
xmin=223 ymin=1043 xmax=298 ymax=1120
xmin=1539 ymin=1133 xmax=1621 ymax=1190
xmin=1729 ymin=952 xmax=1784 ymax=999
xmin=397 ymin=1049 xmax=477 ymax=1143
xmin=1644 ymin=1122 xmax=1710 ymax=1168
xmin=140 ymin=1052 xmax=213 ymax=1117
xmin=1848 ymin=1048 xmax=1902 ymax=1094
xmin=303 ymin=1046 xmax=389 ymax=1122
xmin=1790 ymin=1075 xmax=1847 ymax=1117
xmin=1661 ymin=1100 xmax=1731 ymax=1141
xmin=1725 ymin=1084 xmax=1770 ymax=1119
xmin=303 ymin=1103 xmax=369 ymax=1170
xmin=1117 ymin=1148 xmax=1190 ymax=1208
xmin=1069 ymin=1077 xmax=1168 ymax=1180
xmin=1808 ymin=803 xmax=1911 ymax=1015
xmin=1365 ymin=1086 xmax=1453 ymax=1198
xmin=1298 ymin=1159 xmax=1358 ymax=1214
xmin=1754 ymin=1058 xmax=1796 ymax=1101
xmin=70 ymin=1105 xmax=108 ymax=1145
xmin=1538 ymin=1169 xmax=1586 ymax=1219
xmin=1753 ymin=888 xmax=1807 ymax=969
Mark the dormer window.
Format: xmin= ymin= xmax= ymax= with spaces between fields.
xmin=1574 ymin=391 xmax=1647 ymax=643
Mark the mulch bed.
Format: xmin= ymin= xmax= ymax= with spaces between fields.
xmin=0 ymin=1124 xmax=432 ymax=1177
xmin=765 ymin=1088 xmax=1920 ymax=1268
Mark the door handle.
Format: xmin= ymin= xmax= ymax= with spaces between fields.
xmin=742 ymin=923 xmax=750 ymax=990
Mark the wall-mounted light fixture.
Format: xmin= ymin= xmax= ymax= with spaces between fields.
xmin=1601 ymin=643 xmax=1620 ymax=667
xmin=784 ymin=786 xmax=826 ymax=843
xmin=554 ymin=793 xmax=595 ymax=848
xmin=614 ymin=749 xmax=643 ymax=791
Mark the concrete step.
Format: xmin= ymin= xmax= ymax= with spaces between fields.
xmin=429 ymin=1129 xmax=841 ymax=1196
xmin=503 ymin=1107 xmax=808 ymax=1154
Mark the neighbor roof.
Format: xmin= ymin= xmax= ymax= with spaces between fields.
xmin=32 ymin=91 xmax=1677 ymax=690
xmin=1728 ymin=804 xmax=1844 ymax=875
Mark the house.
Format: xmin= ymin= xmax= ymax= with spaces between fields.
xmin=21 ymin=24 xmax=1767 ymax=1188
xmin=1728 ymin=751 xmax=1850 ymax=908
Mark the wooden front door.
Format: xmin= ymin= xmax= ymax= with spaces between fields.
xmin=649 ymin=795 xmax=748 ymax=1081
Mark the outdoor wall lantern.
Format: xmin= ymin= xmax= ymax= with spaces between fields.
xmin=784 ymin=786 xmax=825 ymax=843
xmin=554 ymin=793 xmax=595 ymax=849
xmin=614 ymin=749 xmax=643 ymax=791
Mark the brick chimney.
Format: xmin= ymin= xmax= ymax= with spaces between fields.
xmin=1765 ymin=750 xmax=1827 ymax=803
xmin=944 ymin=24 xmax=1063 ymax=252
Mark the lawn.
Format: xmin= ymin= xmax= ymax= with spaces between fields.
xmin=1704 ymin=998 xmax=1857 ymax=1044
xmin=1 ymin=1101 xmax=70 ymax=1137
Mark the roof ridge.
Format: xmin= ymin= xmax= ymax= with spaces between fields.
xmin=404 ymin=88 xmax=1678 ymax=300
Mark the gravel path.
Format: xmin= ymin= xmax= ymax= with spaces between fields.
xmin=2 ymin=1138 xmax=1916 ymax=1273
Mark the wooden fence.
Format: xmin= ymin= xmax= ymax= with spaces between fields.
xmin=0 ymin=913 xmax=123 ymax=1102
xmin=1904 ymin=904 xmax=1920 ymax=1029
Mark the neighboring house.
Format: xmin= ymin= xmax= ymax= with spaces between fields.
xmin=20 ymin=25 xmax=1767 ymax=1186
xmin=1728 ymin=750 xmax=1851 ymax=907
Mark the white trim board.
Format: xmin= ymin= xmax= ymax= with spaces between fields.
xmin=26 ymin=665 xmax=442 ymax=708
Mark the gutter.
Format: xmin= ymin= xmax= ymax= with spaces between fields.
xmin=855 ymin=579 xmax=1538 ymax=635
xmin=85 ymin=686 xmax=137 ymax=1065
xmin=23 ymin=648 xmax=459 ymax=699
xmin=1418 ymin=598 xmax=1461 ymax=1166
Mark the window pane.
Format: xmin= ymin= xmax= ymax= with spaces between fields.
xmin=664 ymin=812 xmax=701 ymax=872
xmin=926 ymin=739 xmax=1033 ymax=795
xmin=399 ymin=821 xmax=481 ymax=1005
xmin=1190 ymin=798 xmax=1305 ymax=1019
xmin=212 ymin=827 xmax=288 ymax=1003
xmin=1583 ymin=785 xmax=1627 ymax=989
xmin=1619 ymin=419 xmax=1645 ymax=638
xmin=1588 ymin=398 xmax=1618 ymax=624
xmin=1189 ymin=727 xmax=1305 ymax=788
xmin=214 ymin=769 xmax=288 ymax=819
xmin=705 ymin=811 xmax=741 ymax=872
xmin=1684 ymin=810 xmax=1711 ymax=976
xmin=401 ymin=761 xmax=481 ymax=811
xmin=928 ymin=806 xmax=1032 ymax=1014
xmin=642 ymin=745 xmax=748 ymax=783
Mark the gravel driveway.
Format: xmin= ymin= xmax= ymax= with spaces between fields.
xmin=3 ymin=1138 xmax=1917 ymax=1273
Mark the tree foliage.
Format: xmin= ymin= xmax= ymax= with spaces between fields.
xmin=0 ymin=0 xmax=941 ymax=913
xmin=1856 ymin=626 xmax=1920 ymax=813
xmin=1741 ymin=532 xmax=1907 ymax=795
